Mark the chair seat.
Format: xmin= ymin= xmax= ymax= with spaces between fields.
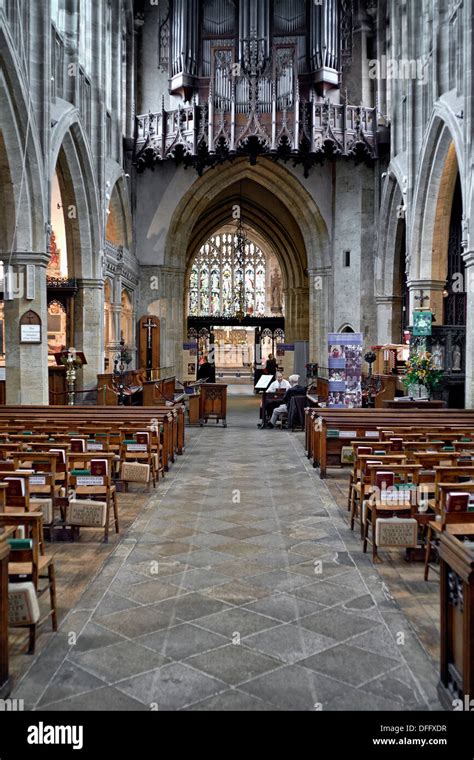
xmin=9 ymin=554 xmax=53 ymax=575
xmin=369 ymin=502 xmax=412 ymax=512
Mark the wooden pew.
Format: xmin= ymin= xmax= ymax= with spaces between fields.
xmin=438 ymin=533 xmax=474 ymax=709
xmin=310 ymin=410 xmax=474 ymax=478
xmin=0 ymin=492 xmax=10 ymax=697
xmin=0 ymin=406 xmax=185 ymax=469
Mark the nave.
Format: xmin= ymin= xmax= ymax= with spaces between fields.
xmin=11 ymin=397 xmax=440 ymax=712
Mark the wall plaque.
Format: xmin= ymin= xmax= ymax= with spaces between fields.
xmin=19 ymin=311 xmax=42 ymax=344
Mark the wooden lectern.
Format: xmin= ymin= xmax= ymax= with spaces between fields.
xmin=199 ymin=384 xmax=228 ymax=427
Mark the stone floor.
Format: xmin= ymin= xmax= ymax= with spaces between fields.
xmin=12 ymin=396 xmax=442 ymax=712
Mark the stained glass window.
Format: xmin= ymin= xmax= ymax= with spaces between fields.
xmin=188 ymin=233 xmax=267 ymax=317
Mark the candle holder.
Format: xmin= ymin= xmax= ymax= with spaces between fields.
xmin=63 ymin=348 xmax=84 ymax=406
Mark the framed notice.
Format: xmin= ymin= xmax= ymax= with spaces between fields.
xmin=413 ymin=310 xmax=432 ymax=337
xmin=20 ymin=311 xmax=42 ymax=344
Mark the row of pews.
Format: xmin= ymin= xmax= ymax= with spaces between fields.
xmin=306 ymin=408 xmax=474 ymax=708
xmin=0 ymin=403 xmax=187 ymax=696
xmin=305 ymin=407 xmax=474 ymax=477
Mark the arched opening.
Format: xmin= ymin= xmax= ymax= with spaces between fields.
xmin=103 ymin=279 xmax=113 ymax=371
xmin=106 ymin=183 xmax=129 ymax=249
xmin=0 ymin=44 xmax=48 ymax=403
xmin=186 ymin=227 xmax=285 ymax=379
xmin=120 ymin=289 xmax=133 ymax=350
xmin=49 ymin=119 xmax=103 ymax=390
xmin=159 ymin=159 xmax=330 ymax=379
xmin=410 ymin=127 xmax=466 ymax=406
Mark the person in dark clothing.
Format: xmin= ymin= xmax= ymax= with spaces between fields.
xmin=197 ymin=356 xmax=216 ymax=383
xmin=268 ymin=375 xmax=306 ymax=428
xmin=265 ymin=354 xmax=278 ymax=379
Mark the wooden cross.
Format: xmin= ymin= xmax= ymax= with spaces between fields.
xmin=143 ymin=318 xmax=157 ymax=349
xmin=415 ymin=290 xmax=430 ymax=309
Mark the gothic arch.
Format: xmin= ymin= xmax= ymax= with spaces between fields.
xmin=0 ymin=24 xmax=45 ymax=252
xmin=165 ymin=159 xmax=330 ymax=273
xmin=410 ymin=110 xmax=465 ymax=282
xmin=376 ymin=171 xmax=405 ymax=297
xmin=50 ymin=109 xmax=101 ymax=280
xmin=106 ymin=175 xmax=133 ymax=251
xmin=163 ymin=158 xmax=331 ymax=372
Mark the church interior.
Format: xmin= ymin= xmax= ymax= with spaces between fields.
xmin=1 ymin=0 xmax=474 ymax=729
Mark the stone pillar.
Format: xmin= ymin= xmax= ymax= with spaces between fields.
xmin=408 ymin=279 xmax=447 ymax=326
xmin=463 ymin=252 xmax=474 ymax=408
xmin=139 ymin=265 xmax=186 ymax=377
xmin=376 ymin=296 xmax=404 ymax=345
xmin=308 ymin=267 xmax=331 ymax=368
xmin=4 ymin=253 xmax=49 ymax=405
xmin=74 ymin=278 xmax=104 ymax=390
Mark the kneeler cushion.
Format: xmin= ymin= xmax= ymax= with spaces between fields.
xmin=67 ymin=499 xmax=108 ymax=528
xmin=30 ymin=498 xmax=53 ymax=526
xmin=9 ymin=582 xmax=40 ymax=625
xmin=121 ymin=462 xmax=151 ymax=484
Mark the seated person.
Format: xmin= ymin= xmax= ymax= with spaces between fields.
xmin=268 ymin=375 xmax=307 ymax=428
xmin=259 ymin=372 xmax=291 ymax=428
xmin=267 ymin=372 xmax=291 ymax=394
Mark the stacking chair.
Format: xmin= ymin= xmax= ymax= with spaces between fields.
xmin=119 ymin=430 xmax=159 ymax=488
xmin=2 ymin=512 xmax=57 ymax=653
xmin=363 ymin=464 xmax=422 ymax=562
xmin=349 ymin=454 xmax=407 ymax=536
xmin=67 ymin=453 xmax=119 ymax=543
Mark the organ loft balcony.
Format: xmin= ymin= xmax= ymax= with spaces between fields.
xmin=133 ymin=35 xmax=381 ymax=177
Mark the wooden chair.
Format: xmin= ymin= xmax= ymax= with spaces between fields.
xmin=119 ymin=431 xmax=158 ymax=489
xmin=2 ymin=512 xmax=57 ymax=653
xmin=363 ymin=464 xmax=422 ymax=562
xmin=349 ymin=454 xmax=407 ymax=536
xmin=67 ymin=453 xmax=119 ymax=543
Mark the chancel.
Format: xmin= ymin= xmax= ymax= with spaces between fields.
xmin=1 ymin=0 xmax=474 ymax=726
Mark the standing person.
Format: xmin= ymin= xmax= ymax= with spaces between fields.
xmin=265 ymin=354 xmax=278 ymax=379
xmin=197 ymin=356 xmax=216 ymax=383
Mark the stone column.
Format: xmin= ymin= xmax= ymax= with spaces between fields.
xmin=463 ymin=252 xmax=474 ymax=408
xmin=74 ymin=278 xmax=104 ymax=390
xmin=308 ymin=267 xmax=331 ymax=368
xmin=4 ymin=253 xmax=49 ymax=405
xmin=376 ymin=295 xmax=404 ymax=345
xmin=139 ymin=265 xmax=186 ymax=377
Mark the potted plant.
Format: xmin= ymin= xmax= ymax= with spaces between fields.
xmin=402 ymin=351 xmax=443 ymax=399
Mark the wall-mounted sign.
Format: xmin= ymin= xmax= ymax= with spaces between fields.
xmin=19 ymin=310 xmax=42 ymax=344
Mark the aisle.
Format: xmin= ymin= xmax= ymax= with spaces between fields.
xmin=14 ymin=397 xmax=440 ymax=711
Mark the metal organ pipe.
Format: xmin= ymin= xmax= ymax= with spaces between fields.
xmin=309 ymin=0 xmax=340 ymax=78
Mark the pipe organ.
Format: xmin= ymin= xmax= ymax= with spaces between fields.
xmin=169 ymin=0 xmax=346 ymax=99
xmin=137 ymin=1 xmax=377 ymax=174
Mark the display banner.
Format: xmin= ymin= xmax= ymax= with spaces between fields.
xmin=328 ymin=333 xmax=364 ymax=408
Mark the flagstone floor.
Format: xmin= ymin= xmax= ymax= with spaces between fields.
xmin=13 ymin=397 xmax=442 ymax=712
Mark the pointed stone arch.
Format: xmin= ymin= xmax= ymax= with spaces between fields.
xmin=0 ymin=25 xmax=48 ymax=402
xmin=50 ymin=110 xmax=104 ymax=386
xmin=161 ymin=158 xmax=331 ymax=373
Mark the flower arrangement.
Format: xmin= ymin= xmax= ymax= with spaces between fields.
xmin=402 ymin=351 xmax=443 ymax=393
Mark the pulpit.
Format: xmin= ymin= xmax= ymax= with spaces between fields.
xmin=199 ymin=384 xmax=227 ymax=427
